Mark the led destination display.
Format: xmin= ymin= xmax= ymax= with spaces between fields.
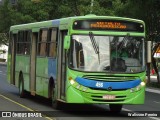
xmin=73 ymin=19 xmax=144 ymax=32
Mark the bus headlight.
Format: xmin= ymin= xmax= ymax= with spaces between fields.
xmin=136 ymin=85 xmax=141 ymax=91
xmin=130 ymin=81 xmax=145 ymax=93
xmin=69 ymin=77 xmax=75 ymax=85
xmin=70 ymin=79 xmax=75 ymax=85
xmin=82 ymin=87 xmax=88 ymax=91
xmin=76 ymin=85 xmax=81 ymax=89
xmin=68 ymin=77 xmax=88 ymax=92
xmin=130 ymin=88 xmax=134 ymax=93
xmin=69 ymin=77 xmax=81 ymax=89
xmin=140 ymin=81 xmax=145 ymax=86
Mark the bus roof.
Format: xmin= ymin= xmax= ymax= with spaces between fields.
xmin=10 ymin=15 xmax=144 ymax=32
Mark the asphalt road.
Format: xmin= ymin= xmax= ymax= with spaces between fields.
xmin=0 ymin=64 xmax=160 ymax=120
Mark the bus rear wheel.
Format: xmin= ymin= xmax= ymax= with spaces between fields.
xmin=109 ymin=104 xmax=122 ymax=113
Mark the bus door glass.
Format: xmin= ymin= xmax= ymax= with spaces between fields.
xmin=10 ymin=33 xmax=17 ymax=85
xmin=57 ymin=30 xmax=67 ymax=99
xmin=30 ymin=32 xmax=38 ymax=96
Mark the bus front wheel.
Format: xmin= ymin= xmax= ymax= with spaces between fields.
xmin=109 ymin=104 xmax=122 ymax=113
xmin=19 ymin=73 xmax=26 ymax=98
xmin=52 ymin=99 xmax=62 ymax=110
xmin=51 ymin=86 xmax=62 ymax=110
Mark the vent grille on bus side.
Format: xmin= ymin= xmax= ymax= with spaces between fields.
xmin=82 ymin=75 xmax=138 ymax=82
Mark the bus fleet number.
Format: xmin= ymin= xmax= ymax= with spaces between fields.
xmin=95 ymin=82 xmax=103 ymax=88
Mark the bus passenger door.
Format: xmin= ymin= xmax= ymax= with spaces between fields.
xmin=10 ymin=33 xmax=17 ymax=85
xmin=57 ymin=30 xmax=68 ymax=100
xmin=30 ymin=32 xmax=38 ymax=96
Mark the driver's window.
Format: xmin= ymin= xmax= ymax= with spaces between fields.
xmin=78 ymin=49 xmax=84 ymax=68
xmin=74 ymin=40 xmax=83 ymax=68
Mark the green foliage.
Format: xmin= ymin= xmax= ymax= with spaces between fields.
xmin=0 ymin=0 xmax=160 ymax=45
xmin=113 ymin=0 xmax=160 ymax=40
xmin=0 ymin=0 xmax=12 ymax=33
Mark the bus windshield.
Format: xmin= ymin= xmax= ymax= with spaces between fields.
xmin=69 ymin=35 xmax=145 ymax=73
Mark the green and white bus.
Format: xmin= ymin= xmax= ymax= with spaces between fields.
xmin=7 ymin=15 xmax=148 ymax=112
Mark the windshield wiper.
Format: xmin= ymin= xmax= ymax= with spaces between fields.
xmin=118 ymin=33 xmax=130 ymax=52
xmin=89 ymin=32 xmax=100 ymax=64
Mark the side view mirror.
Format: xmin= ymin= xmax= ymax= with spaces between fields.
xmin=64 ymin=35 xmax=71 ymax=49
xmin=147 ymin=41 xmax=152 ymax=63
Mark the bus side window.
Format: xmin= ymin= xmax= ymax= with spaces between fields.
xmin=10 ymin=32 xmax=17 ymax=55
xmin=38 ymin=29 xmax=48 ymax=56
xmin=48 ymin=28 xmax=58 ymax=58
xmin=24 ymin=31 xmax=31 ymax=55
xmin=9 ymin=32 xmax=12 ymax=55
xmin=17 ymin=31 xmax=24 ymax=54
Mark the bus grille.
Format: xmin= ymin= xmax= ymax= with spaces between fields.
xmin=92 ymin=99 xmax=124 ymax=102
xmin=82 ymin=75 xmax=139 ymax=91
xmin=89 ymin=87 xmax=128 ymax=91
xmin=91 ymin=95 xmax=126 ymax=102
xmin=82 ymin=75 xmax=138 ymax=82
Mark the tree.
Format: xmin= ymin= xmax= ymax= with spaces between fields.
xmin=113 ymin=0 xmax=160 ymax=84
xmin=0 ymin=33 xmax=8 ymax=46
xmin=0 ymin=0 xmax=53 ymax=45
xmin=0 ymin=0 xmax=12 ymax=46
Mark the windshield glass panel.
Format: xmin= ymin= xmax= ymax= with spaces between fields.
xmin=69 ymin=35 xmax=144 ymax=73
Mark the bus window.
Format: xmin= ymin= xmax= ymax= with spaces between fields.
xmin=17 ymin=31 xmax=31 ymax=55
xmin=38 ymin=29 xmax=48 ymax=56
xmin=24 ymin=31 xmax=31 ymax=55
xmin=17 ymin=31 xmax=24 ymax=54
xmin=9 ymin=32 xmax=12 ymax=54
xmin=48 ymin=28 xmax=58 ymax=58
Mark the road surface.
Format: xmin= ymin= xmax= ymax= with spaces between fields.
xmin=0 ymin=64 xmax=160 ymax=120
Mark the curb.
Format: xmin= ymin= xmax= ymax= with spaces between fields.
xmin=146 ymin=88 xmax=160 ymax=94
xmin=0 ymin=62 xmax=7 ymax=66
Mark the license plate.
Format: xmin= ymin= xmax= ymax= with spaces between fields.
xmin=103 ymin=95 xmax=115 ymax=100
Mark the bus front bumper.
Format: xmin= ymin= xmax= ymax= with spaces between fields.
xmin=66 ymin=85 xmax=145 ymax=104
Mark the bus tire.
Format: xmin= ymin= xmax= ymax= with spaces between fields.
xmin=52 ymin=100 xmax=62 ymax=110
xmin=19 ymin=73 xmax=26 ymax=98
xmin=109 ymin=104 xmax=122 ymax=113
xmin=51 ymin=85 xmax=62 ymax=110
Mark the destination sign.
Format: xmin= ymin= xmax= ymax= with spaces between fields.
xmin=73 ymin=19 xmax=144 ymax=32
xmin=90 ymin=22 xmax=127 ymax=29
